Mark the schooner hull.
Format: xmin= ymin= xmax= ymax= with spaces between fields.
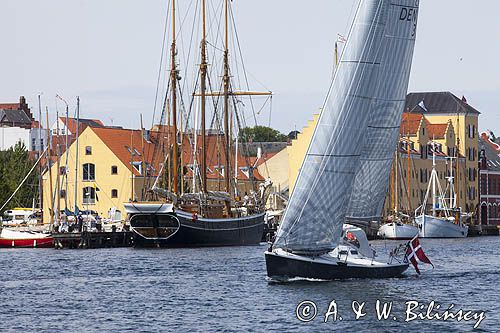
xmin=415 ymin=215 xmax=468 ymax=238
xmin=265 ymin=250 xmax=409 ymax=281
xmin=130 ymin=211 xmax=265 ymax=248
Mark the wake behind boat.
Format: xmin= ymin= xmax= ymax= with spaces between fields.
xmin=266 ymin=0 xmax=419 ymax=280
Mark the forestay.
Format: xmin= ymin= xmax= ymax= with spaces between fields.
xmin=274 ymin=0 xmax=388 ymax=253
xmin=346 ymin=0 xmax=419 ymax=223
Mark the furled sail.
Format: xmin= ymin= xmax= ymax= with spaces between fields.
xmin=346 ymin=0 xmax=419 ymax=223
xmin=274 ymin=0 xmax=388 ymax=253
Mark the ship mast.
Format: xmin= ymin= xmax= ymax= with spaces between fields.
xmin=200 ymin=0 xmax=208 ymax=193
xmin=171 ymin=0 xmax=179 ymax=195
xmin=223 ymin=0 xmax=232 ymax=215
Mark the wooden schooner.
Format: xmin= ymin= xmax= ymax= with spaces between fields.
xmin=126 ymin=0 xmax=273 ymax=247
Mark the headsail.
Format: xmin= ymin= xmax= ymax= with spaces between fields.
xmin=274 ymin=0 xmax=388 ymax=253
xmin=346 ymin=0 xmax=419 ymax=223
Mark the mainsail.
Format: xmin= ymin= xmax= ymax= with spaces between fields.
xmin=346 ymin=0 xmax=419 ymax=223
xmin=274 ymin=0 xmax=388 ymax=253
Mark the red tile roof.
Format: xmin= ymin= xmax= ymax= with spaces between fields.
xmin=60 ymin=117 xmax=104 ymax=134
xmin=0 ymin=103 xmax=20 ymax=110
xmin=427 ymin=123 xmax=448 ymax=139
xmin=90 ymin=126 xmax=265 ymax=181
xmin=400 ymin=113 xmax=423 ymax=135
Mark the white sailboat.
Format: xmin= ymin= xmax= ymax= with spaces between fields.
xmin=266 ymin=0 xmax=419 ymax=280
xmin=414 ymin=147 xmax=468 ymax=238
xmin=377 ymin=150 xmax=418 ymax=240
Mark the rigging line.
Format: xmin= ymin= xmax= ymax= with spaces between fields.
xmin=179 ymin=0 xmax=199 ymax=97
xmin=276 ymin=0 xmax=384 ymax=244
xmin=229 ymin=3 xmax=257 ymax=126
xmin=150 ymin=0 xmax=171 ymax=130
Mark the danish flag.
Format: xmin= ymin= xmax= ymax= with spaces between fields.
xmin=406 ymin=236 xmax=433 ymax=274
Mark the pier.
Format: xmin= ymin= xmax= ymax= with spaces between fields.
xmin=53 ymin=230 xmax=133 ymax=249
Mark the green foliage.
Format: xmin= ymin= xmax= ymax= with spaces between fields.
xmin=239 ymin=126 xmax=288 ymax=143
xmin=0 ymin=141 xmax=39 ymax=213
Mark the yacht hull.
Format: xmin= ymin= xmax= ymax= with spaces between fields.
xmin=265 ymin=250 xmax=408 ymax=281
xmin=0 ymin=229 xmax=53 ymax=248
xmin=377 ymin=223 xmax=418 ymax=240
xmin=415 ymin=215 xmax=468 ymax=238
xmin=130 ymin=211 xmax=265 ymax=247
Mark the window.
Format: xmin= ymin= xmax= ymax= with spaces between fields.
xmin=111 ymin=166 xmax=118 ymax=175
xmin=60 ymin=189 xmax=66 ymax=198
xmin=85 ymin=146 xmax=92 ymax=155
xmin=83 ymin=163 xmax=95 ymax=181
xmin=83 ymin=186 xmax=96 ymax=204
xmin=32 ymin=138 xmax=36 ymax=151
xmin=132 ymin=161 xmax=142 ymax=175
xmin=59 ymin=166 xmax=67 ymax=175
xmin=111 ymin=189 xmax=118 ymax=198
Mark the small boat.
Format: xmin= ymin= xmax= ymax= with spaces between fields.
xmin=0 ymin=228 xmax=53 ymax=248
xmin=414 ymin=149 xmax=468 ymax=238
xmin=266 ymin=225 xmax=408 ymax=281
xmin=377 ymin=220 xmax=418 ymax=240
xmin=266 ymin=0 xmax=419 ymax=280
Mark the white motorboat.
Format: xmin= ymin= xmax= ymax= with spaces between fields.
xmin=378 ymin=221 xmax=418 ymax=240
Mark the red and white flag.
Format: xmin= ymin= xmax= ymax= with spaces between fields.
xmin=406 ymin=236 xmax=433 ymax=274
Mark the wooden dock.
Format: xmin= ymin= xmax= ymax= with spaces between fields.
xmin=53 ymin=231 xmax=133 ymax=249
xmin=468 ymin=224 xmax=500 ymax=237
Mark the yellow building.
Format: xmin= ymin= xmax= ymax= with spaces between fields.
xmin=281 ymin=91 xmax=479 ymax=219
xmin=288 ymin=113 xmax=320 ymax=193
xmin=404 ymin=92 xmax=480 ymax=215
xmin=42 ymin=126 xmax=157 ymax=223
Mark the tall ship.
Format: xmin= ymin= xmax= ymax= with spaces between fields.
xmin=127 ymin=0 xmax=272 ymax=247
xmin=266 ymin=0 xmax=419 ymax=280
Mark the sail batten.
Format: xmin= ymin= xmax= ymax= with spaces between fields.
xmin=274 ymin=0 xmax=390 ymax=253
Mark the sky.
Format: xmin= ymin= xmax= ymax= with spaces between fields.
xmin=1 ymin=0 xmax=499 ymax=135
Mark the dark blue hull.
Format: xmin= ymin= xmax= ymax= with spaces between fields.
xmin=131 ymin=211 xmax=265 ymax=248
xmin=265 ymin=251 xmax=409 ymax=280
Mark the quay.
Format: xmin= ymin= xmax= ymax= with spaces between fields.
xmin=468 ymin=224 xmax=500 ymax=237
xmin=53 ymin=230 xmax=133 ymax=249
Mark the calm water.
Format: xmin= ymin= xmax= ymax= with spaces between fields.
xmin=0 ymin=237 xmax=498 ymax=332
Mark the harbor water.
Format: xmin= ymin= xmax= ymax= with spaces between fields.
xmin=0 ymin=237 xmax=498 ymax=332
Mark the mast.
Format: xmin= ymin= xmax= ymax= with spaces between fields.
xmin=46 ymin=108 xmax=54 ymax=226
xmin=394 ymin=149 xmax=398 ymax=214
xmin=140 ymin=114 xmax=146 ymax=200
xmin=223 ymin=0 xmax=232 ymax=215
xmin=64 ymin=102 xmax=69 ymax=210
xmin=55 ymin=111 xmax=61 ymax=221
xmin=200 ymin=0 xmax=208 ymax=193
xmin=432 ymin=142 xmax=436 ymax=217
xmin=130 ymin=131 xmax=134 ymax=201
xmin=171 ymin=0 xmax=179 ymax=195
xmin=455 ymin=113 xmax=460 ymax=208
xmin=37 ymin=95 xmax=43 ymax=211
xmin=74 ymin=97 xmax=80 ymax=213
xmin=406 ymin=115 xmax=411 ymax=213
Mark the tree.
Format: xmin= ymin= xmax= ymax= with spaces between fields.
xmin=0 ymin=141 xmax=39 ymax=213
xmin=239 ymin=126 xmax=288 ymax=143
